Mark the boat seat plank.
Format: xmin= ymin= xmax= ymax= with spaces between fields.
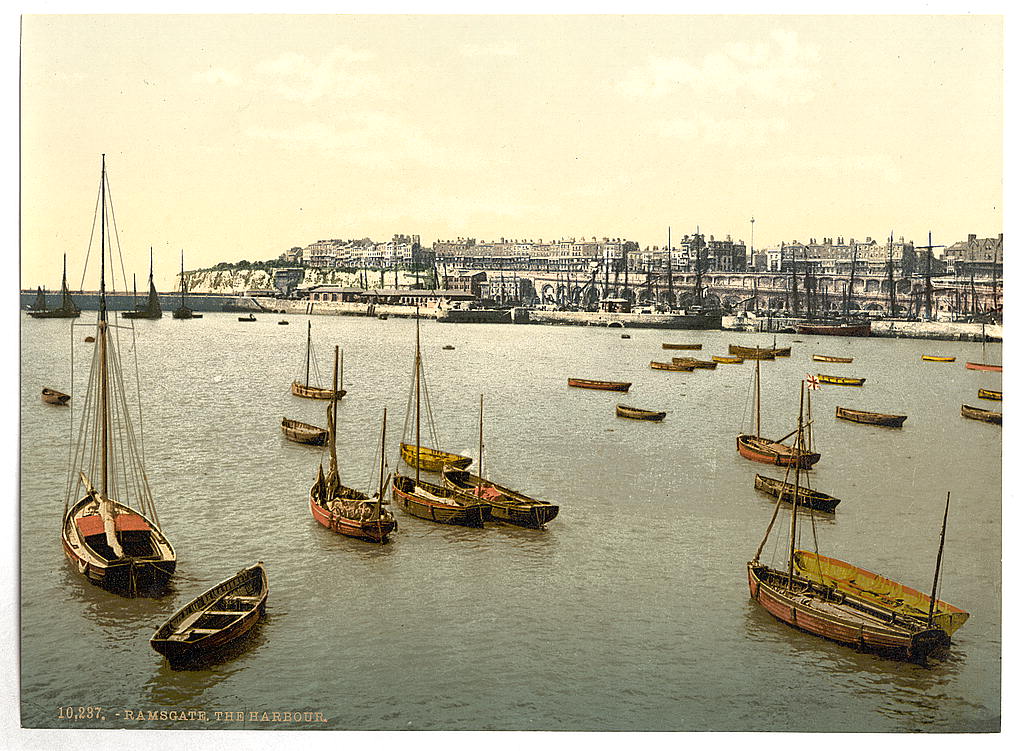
xmin=202 ymin=610 xmax=245 ymax=617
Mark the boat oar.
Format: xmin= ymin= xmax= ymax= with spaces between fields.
xmin=773 ymin=419 xmax=814 ymax=445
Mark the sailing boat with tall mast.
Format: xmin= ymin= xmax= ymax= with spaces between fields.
xmin=441 ymin=395 xmax=560 ymax=528
xmin=747 ymin=384 xmax=967 ymax=662
xmin=392 ymin=309 xmax=489 ymax=527
xmin=28 ymin=254 xmax=81 ymax=319
xmin=60 ymin=155 xmax=175 ymax=595
xmin=292 ymin=321 xmax=345 ymax=400
xmin=308 ymin=346 xmax=396 ymax=543
xmin=172 ymin=251 xmax=202 ymax=319
xmin=122 ymin=248 xmax=163 ymax=319
xmin=736 ymin=352 xmax=820 ymax=468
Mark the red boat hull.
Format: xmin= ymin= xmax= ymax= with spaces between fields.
xmin=965 ymin=362 xmax=1002 ymax=372
xmin=309 ymin=494 xmax=395 ymax=543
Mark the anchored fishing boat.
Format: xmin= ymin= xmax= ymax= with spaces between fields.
xmin=280 ymin=417 xmax=328 ymax=446
xmin=41 ymin=387 xmax=70 ymax=406
xmin=122 ymin=249 xmax=163 ymax=320
xmin=753 ymin=473 xmax=840 ymax=513
xmin=616 ymin=404 xmax=667 ymax=421
xmin=961 ymin=404 xmax=1001 ymax=425
xmin=748 ymin=386 xmax=964 ymax=663
xmin=922 ymin=355 xmax=955 ymax=362
xmin=662 ymin=343 xmax=702 ymax=350
xmin=440 ymin=395 xmax=559 ymax=528
xmin=291 ymin=321 xmax=346 ymax=400
xmin=309 ymin=347 xmax=397 ymax=543
xmin=730 ymin=344 xmax=790 ymax=358
xmin=835 ymin=406 xmax=907 ymax=428
xmin=393 ymin=310 xmax=489 ymax=527
xmin=671 ymin=357 xmax=717 ymax=369
xmin=812 ymin=354 xmax=853 ymax=363
xmin=172 ymin=251 xmax=202 ymax=319
xmin=817 ymin=374 xmax=865 ymax=386
xmin=28 ymin=255 xmax=81 ymax=319
xmin=736 ymin=357 xmax=820 ymax=469
xmin=978 ymin=388 xmax=1002 ymax=401
xmin=712 ymin=355 xmax=744 ymax=364
xmin=568 ymin=378 xmax=632 ymax=391
xmin=150 ymin=563 xmax=268 ymax=664
xmin=60 ymin=155 xmax=176 ymax=595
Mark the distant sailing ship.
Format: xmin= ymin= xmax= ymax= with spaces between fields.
xmin=172 ymin=251 xmax=202 ymax=319
xmin=60 ymin=155 xmax=175 ymax=595
xmin=28 ymin=255 xmax=80 ymax=319
xmin=122 ymin=249 xmax=163 ymax=319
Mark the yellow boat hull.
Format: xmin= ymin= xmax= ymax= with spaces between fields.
xmin=400 ymin=443 xmax=472 ymax=472
xmin=792 ymin=550 xmax=969 ymax=637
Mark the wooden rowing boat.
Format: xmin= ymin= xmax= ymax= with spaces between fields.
xmin=650 ymin=361 xmax=694 ymax=372
xmin=662 ymin=343 xmax=702 ymax=350
xmin=616 ymin=404 xmax=667 ymax=421
xmin=812 ymin=354 xmax=853 ymax=363
xmin=922 ymin=355 xmax=956 ymax=362
xmin=712 ymin=355 xmax=744 ymax=364
xmin=835 ymin=406 xmax=907 ymax=428
xmin=737 ymin=435 xmax=820 ymax=469
xmin=568 ymin=378 xmax=632 ymax=390
xmin=309 ymin=349 xmax=397 ymax=543
xmin=671 ymin=357 xmax=717 ymax=369
xmin=817 ymin=374 xmax=865 ymax=386
xmin=978 ymin=388 xmax=1002 ymax=401
xmin=729 ymin=344 xmax=785 ymax=359
xmin=791 ymin=550 xmax=969 ymax=638
xmin=961 ymin=404 xmax=1001 ymax=425
xmin=42 ymin=387 xmax=70 ymax=405
xmin=237 ymin=313 xmax=256 ymax=322
xmin=442 ymin=467 xmax=558 ymax=528
xmin=754 ymin=474 xmax=840 ymax=512
xmin=965 ymin=362 xmax=1002 ymax=372
xmin=280 ymin=417 xmax=327 ymax=445
xmin=399 ymin=442 xmax=472 ymax=472
xmin=150 ymin=563 xmax=268 ymax=663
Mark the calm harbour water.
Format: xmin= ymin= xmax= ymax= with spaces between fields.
xmin=20 ymin=312 xmax=1001 ymax=732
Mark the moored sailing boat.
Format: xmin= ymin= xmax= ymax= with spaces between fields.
xmin=28 ymin=255 xmax=81 ymax=319
xmin=736 ymin=353 xmax=820 ymax=469
xmin=291 ymin=321 xmax=345 ymax=399
xmin=747 ymin=386 xmax=963 ymax=662
xmin=308 ymin=346 xmax=397 ymax=543
xmin=392 ymin=310 xmax=488 ymax=527
xmin=61 ymin=155 xmax=175 ymax=595
xmin=122 ymin=248 xmax=163 ymax=319
xmin=441 ymin=395 xmax=560 ymax=528
xmin=172 ymin=250 xmax=202 ymax=319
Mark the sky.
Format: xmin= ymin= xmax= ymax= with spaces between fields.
xmin=20 ymin=14 xmax=1003 ymax=290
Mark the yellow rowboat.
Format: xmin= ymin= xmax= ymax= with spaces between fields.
xmin=792 ymin=550 xmax=969 ymax=638
xmin=399 ymin=443 xmax=472 ymax=472
xmin=978 ymin=388 xmax=1002 ymax=401
xmin=812 ymin=354 xmax=853 ymax=363
xmin=817 ymin=373 xmax=865 ymax=386
xmin=922 ymin=355 xmax=956 ymax=362
xmin=712 ymin=355 xmax=744 ymax=364
xmin=671 ymin=357 xmax=717 ymax=369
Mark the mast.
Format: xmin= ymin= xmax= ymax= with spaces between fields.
xmin=924 ymin=231 xmax=934 ymax=321
xmin=887 ymin=233 xmax=897 ymax=318
xmin=329 ymin=345 xmax=339 ymax=481
xmin=927 ymin=492 xmax=951 ymax=625
xmin=415 ymin=307 xmax=421 ymax=487
xmin=376 ymin=408 xmax=387 ymax=520
xmin=790 ymin=248 xmax=799 ymax=317
xmin=132 ymin=273 xmax=137 ymax=310
xmin=180 ymin=250 xmax=186 ymax=307
xmin=666 ymin=227 xmax=673 ymax=310
xmin=98 ymin=154 xmax=109 ymax=495
xmin=754 ymin=354 xmax=761 ymax=438
xmin=305 ymin=321 xmax=312 ymax=388
xmin=478 ymin=394 xmax=484 ymax=482
xmin=787 ymin=384 xmax=805 ymax=590
xmin=60 ymin=253 xmax=71 ymax=308
xmin=845 ymin=245 xmax=857 ymax=320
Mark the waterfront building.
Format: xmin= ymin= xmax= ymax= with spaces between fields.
xmin=272 ymin=267 xmax=305 ymax=297
xmin=443 ymin=269 xmax=487 ymax=297
xmin=942 ymin=233 xmax=1003 ymax=278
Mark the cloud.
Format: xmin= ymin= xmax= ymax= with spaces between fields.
xmin=460 ymin=42 xmax=518 ymax=58
xmin=656 ymin=114 xmax=788 ymax=145
xmin=192 ymin=67 xmax=241 ymax=86
xmin=618 ymin=28 xmax=819 ymax=104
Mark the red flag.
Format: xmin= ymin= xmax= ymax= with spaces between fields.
xmin=805 ymin=374 xmax=821 ymax=390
